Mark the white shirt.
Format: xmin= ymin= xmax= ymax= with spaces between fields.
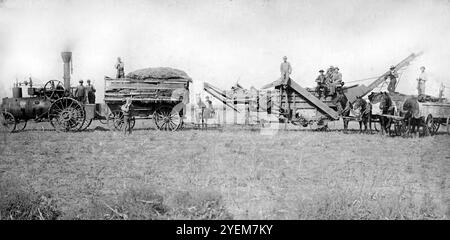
xmin=418 ymin=72 xmax=427 ymax=82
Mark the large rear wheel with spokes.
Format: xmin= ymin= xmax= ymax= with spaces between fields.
xmin=48 ymin=97 xmax=86 ymax=132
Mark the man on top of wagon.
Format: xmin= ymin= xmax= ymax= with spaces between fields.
xmin=386 ymin=65 xmax=399 ymax=93
xmin=280 ymin=56 xmax=292 ymax=85
xmin=115 ymin=57 xmax=125 ymax=78
xmin=417 ymin=66 xmax=427 ymax=96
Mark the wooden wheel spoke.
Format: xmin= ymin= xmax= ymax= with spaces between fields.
xmin=168 ymin=121 xmax=176 ymax=130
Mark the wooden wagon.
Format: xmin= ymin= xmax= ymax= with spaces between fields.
xmin=103 ymin=76 xmax=191 ymax=131
xmin=419 ymin=101 xmax=450 ymax=135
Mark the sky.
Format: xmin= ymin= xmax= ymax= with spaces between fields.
xmin=1 ymin=0 xmax=450 ymax=102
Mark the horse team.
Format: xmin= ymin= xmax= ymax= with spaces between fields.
xmin=337 ymin=92 xmax=427 ymax=136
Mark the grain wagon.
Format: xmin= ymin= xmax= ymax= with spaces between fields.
xmin=104 ymin=68 xmax=191 ymax=132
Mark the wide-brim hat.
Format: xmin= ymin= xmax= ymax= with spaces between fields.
xmin=390 ymin=65 xmax=396 ymax=69
xmin=319 ymin=70 xmax=324 ymax=72
xmin=79 ymin=80 xmax=83 ymax=83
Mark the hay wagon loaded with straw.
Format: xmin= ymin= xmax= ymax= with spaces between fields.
xmin=104 ymin=67 xmax=191 ymax=131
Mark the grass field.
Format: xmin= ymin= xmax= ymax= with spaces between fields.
xmin=0 ymin=120 xmax=449 ymax=219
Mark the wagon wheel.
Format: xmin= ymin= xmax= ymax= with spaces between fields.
xmin=1 ymin=111 xmax=16 ymax=133
xmin=14 ymin=120 xmax=27 ymax=132
xmin=107 ymin=110 xmax=135 ymax=131
xmin=154 ymin=105 xmax=183 ymax=131
xmin=43 ymin=80 xmax=65 ymax=100
xmin=425 ymin=114 xmax=438 ymax=136
xmin=433 ymin=121 xmax=440 ymax=133
xmin=106 ymin=111 xmax=118 ymax=130
xmin=80 ymin=119 xmax=93 ymax=131
xmin=48 ymin=97 xmax=86 ymax=132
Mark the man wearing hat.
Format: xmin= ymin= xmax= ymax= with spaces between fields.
xmin=280 ymin=56 xmax=292 ymax=85
xmin=74 ymin=80 xmax=86 ymax=103
xmin=332 ymin=67 xmax=342 ymax=84
xmin=325 ymin=66 xmax=334 ymax=83
xmin=331 ymin=67 xmax=343 ymax=94
xmin=417 ymin=66 xmax=427 ymax=96
xmin=115 ymin=57 xmax=125 ymax=78
xmin=85 ymin=79 xmax=96 ymax=104
xmin=386 ymin=65 xmax=399 ymax=93
xmin=315 ymin=69 xmax=327 ymax=98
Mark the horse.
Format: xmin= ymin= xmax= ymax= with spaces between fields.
xmin=402 ymin=97 xmax=427 ymax=137
xmin=334 ymin=93 xmax=351 ymax=132
xmin=352 ymin=97 xmax=371 ymax=133
xmin=368 ymin=92 xmax=395 ymax=135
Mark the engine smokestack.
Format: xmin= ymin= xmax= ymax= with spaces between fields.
xmin=61 ymin=52 xmax=72 ymax=91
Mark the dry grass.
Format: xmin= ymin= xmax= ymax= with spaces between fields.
xmin=0 ymin=175 xmax=61 ymax=220
xmin=0 ymin=121 xmax=448 ymax=219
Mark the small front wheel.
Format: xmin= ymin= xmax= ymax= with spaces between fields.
xmin=1 ymin=111 xmax=16 ymax=133
xmin=108 ymin=110 xmax=135 ymax=131
xmin=153 ymin=105 xmax=183 ymax=131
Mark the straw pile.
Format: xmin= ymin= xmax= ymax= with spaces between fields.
xmin=126 ymin=67 xmax=191 ymax=80
xmin=105 ymin=67 xmax=191 ymax=101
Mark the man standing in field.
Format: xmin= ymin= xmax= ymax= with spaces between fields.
xmin=115 ymin=57 xmax=125 ymax=78
xmin=417 ymin=66 xmax=427 ymax=96
xmin=74 ymin=80 xmax=86 ymax=103
xmin=121 ymin=97 xmax=133 ymax=135
xmin=85 ymin=79 xmax=96 ymax=104
xmin=280 ymin=56 xmax=292 ymax=85
xmin=386 ymin=65 xmax=399 ymax=93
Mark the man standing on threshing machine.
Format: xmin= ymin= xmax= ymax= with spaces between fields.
xmin=121 ymin=97 xmax=133 ymax=135
xmin=325 ymin=66 xmax=334 ymax=81
xmin=325 ymin=66 xmax=335 ymax=95
xmin=386 ymin=65 xmax=399 ymax=93
xmin=280 ymin=56 xmax=292 ymax=85
xmin=115 ymin=57 xmax=125 ymax=78
xmin=74 ymin=80 xmax=86 ymax=103
xmin=315 ymin=69 xmax=326 ymax=98
xmin=332 ymin=67 xmax=343 ymax=93
xmin=85 ymin=79 xmax=96 ymax=104
xmin=417 ymin=66 xmax=427 ymax=96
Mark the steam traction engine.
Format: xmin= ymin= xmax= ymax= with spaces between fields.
xmin=0 ymin=52 xmax=87 ymax=132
